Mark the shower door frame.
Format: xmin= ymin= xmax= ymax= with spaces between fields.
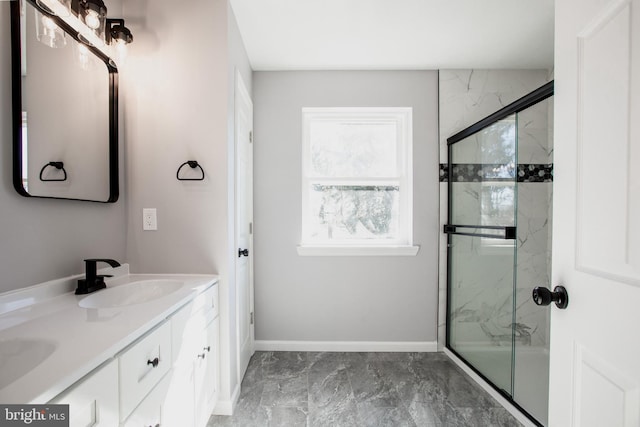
xmin=445 ymin=81 xmax=554 ymax=427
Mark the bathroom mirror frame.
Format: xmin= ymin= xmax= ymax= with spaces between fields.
xmin=10 ymin=0 xmax=119 ymax=203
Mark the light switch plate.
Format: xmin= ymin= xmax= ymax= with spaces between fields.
xmin=143 ymin=208 xmax=157 ymax=231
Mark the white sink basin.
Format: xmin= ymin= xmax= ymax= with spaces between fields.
xmin=0 ymin=338 xmax=57 ymax=390
xmin=79 ymin=280 xmax=184 ymax=309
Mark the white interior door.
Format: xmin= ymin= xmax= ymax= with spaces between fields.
xmin=550 ymin=0 xmax=640 ymax=426
xmin=235 ymin=70 xmax=254 ymax=382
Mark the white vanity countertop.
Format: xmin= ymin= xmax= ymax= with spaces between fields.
xmin=0 ymin=265 xmax=218 ymax=404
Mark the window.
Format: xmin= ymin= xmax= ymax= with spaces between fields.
xmin=299 ymin=107 xmax=417 ymax=255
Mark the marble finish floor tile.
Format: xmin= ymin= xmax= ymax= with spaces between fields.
xmin=207 ymin=351 xmax=524 ymax=427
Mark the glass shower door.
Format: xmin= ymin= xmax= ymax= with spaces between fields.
xmin=511 ymin=95 xmax=553 ymax=425
xmin=446 ymin=114 xmax=518 ymax=395
xmin=445 ymin=82 xmax=553 ymax=426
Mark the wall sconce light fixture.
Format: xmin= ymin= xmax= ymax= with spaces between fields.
xmin=106 ymin=18 xmax=133 ymax=64
xmin=78 ymin=0 xmax=107 ymax=40
xmin=32 ymin=0 xmax=134 ymax=66
xmin=106 ymin=19 xmax=133 ymax=45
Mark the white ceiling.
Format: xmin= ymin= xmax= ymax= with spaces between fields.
xmin=229 ymin=0 xmax=555 ymax=71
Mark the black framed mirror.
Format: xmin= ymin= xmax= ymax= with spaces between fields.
xmin=10 ymin=0 xmax=118 ymax=202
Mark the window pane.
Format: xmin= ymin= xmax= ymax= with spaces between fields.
xmin=308 ymin=184 xmax=400 ymax=241
xmin=309 ymin=121 xmax=397 ymax=177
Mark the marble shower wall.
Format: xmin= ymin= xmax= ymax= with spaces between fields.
xmin=439 ymin=70 xmax=551 ymax=161
xmin=438 ymin=70 xmax=553 ymax=351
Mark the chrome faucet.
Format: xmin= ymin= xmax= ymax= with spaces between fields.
xmin=76 ymin=259 xmax=121 ymax=295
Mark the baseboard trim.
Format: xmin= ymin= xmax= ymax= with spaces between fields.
xmin=254 ymin=340 xmax=438 ymax=352
xmin=211 ymin=382 xmax=241 ymax=416
xmin=444 ymin=348 xmax=540 ymax=427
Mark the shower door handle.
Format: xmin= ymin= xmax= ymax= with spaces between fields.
xmin=532 ymin=285 xmax=569 ymax=309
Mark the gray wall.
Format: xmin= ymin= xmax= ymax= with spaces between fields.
xmin=0 ymin=3 xmax=126 ymax=293
xmin=122 ymin=0 xmax=251 ymax=410
xmin=253 ymin=71 xmax=439 ymax=344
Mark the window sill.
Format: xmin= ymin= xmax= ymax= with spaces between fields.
xmin=296 ymin=245 xmax=420 ymax=256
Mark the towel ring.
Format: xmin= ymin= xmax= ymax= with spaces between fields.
xmin=176 ymin=160 xmax=205 ymax=181
xmin=39 ymin=162 xmax=67 ymax=182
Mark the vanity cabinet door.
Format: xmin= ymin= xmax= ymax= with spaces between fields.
xmin=167 ymin=284 xmax=219 ymax=427
xmin=49 ymin=359 xmax=118 ymax=427
xmin=168 ymin=301 xmax=208 ymax=427
xmin=162 ymin=358 xmax=195 ymax=427
xmin=122 ymin=373 xmax=170 ymax=427
xmin=194 ymin=316 xmax=220 ymax=427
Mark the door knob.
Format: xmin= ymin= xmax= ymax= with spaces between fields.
xmin=238 ymin=248 xmax=249 ymax=257
xmin=532 ymin=285 xmax=569 ymax=309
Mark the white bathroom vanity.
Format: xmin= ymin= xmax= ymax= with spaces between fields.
xmin=0 ymin=264 xmax=219 ymax=427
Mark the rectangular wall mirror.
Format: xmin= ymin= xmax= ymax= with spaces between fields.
xmin=10 ymin=0 xmax=119 ymax=202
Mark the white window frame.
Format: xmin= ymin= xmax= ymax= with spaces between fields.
xmin=298 ymin=107 xmax=419 ymax=256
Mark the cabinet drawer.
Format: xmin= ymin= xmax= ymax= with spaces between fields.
xmin=191 ymin=284 xmax=219 ymax=319
xmin=119 ymin=321 xmax=171 ymax=420
xmin=49 ymin=359 xmax=118 ymax=427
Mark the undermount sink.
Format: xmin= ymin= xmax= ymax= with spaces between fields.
xmin=78 ymin=280 xmax=183 ymax=309
xmin=0 ymin=338 xmax=57 ymax=390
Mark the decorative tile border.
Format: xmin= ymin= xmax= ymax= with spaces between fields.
xmin=440 ymin=163 xmax=553 ymax=183
xmin=517 ymin=164 xmax=553 ymax=182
